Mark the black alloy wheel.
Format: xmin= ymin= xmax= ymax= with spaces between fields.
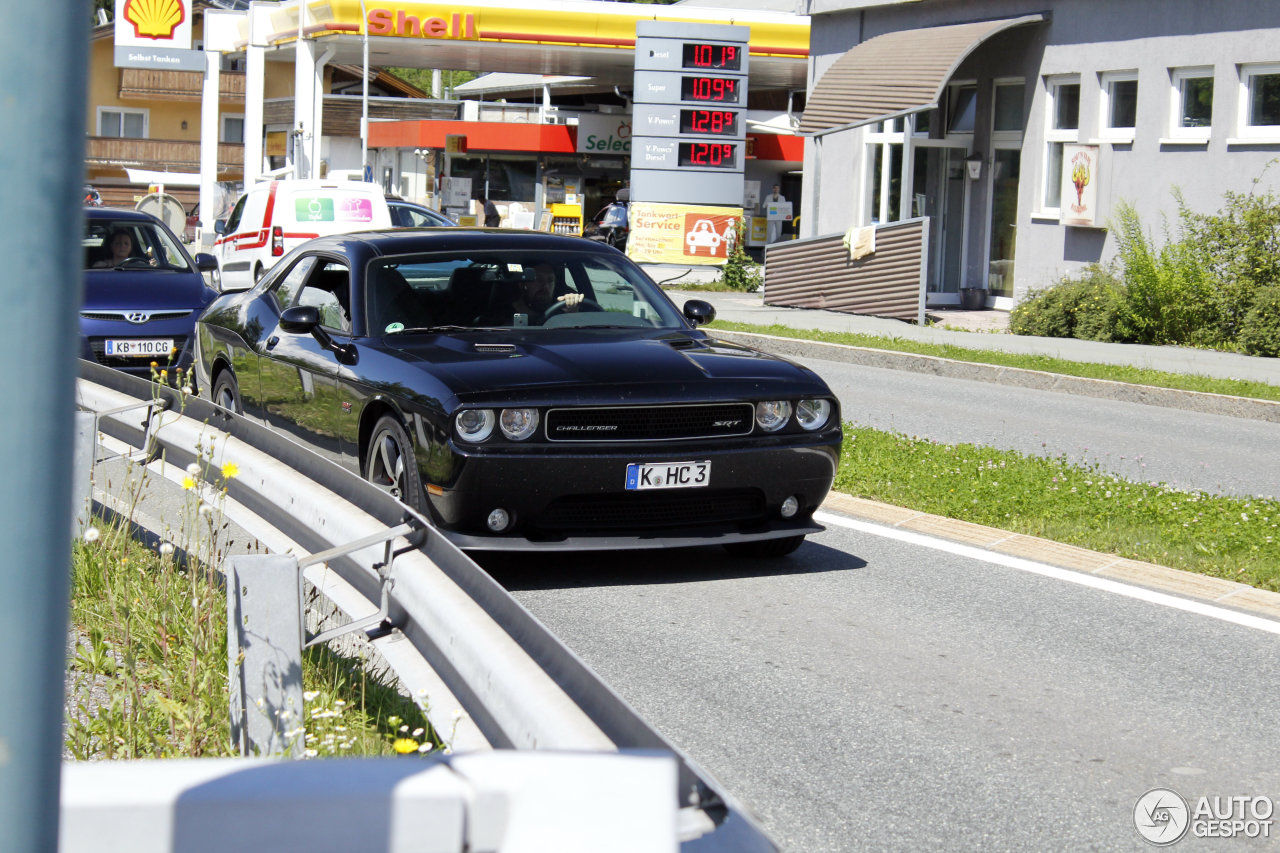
xmin=364 ymin=415 xmax=427 ymax=512
xmin=211 ymin=370 xmax=242 ymax=415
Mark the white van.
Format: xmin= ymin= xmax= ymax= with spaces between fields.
xmin=212 ymin=179 xmax=392 ymax=290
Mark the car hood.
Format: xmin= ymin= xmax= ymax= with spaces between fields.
xmin=82 ymin=270 xmax=212 ymax=311
xmin=382 ymin=330 xmax=831 ymax=401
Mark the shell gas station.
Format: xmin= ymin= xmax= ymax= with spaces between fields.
xmin=191 ymin=0 xmax=810 ymax=262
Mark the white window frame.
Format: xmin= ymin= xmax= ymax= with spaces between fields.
xmin=222 ymin=113 xmax=245 ymax=144
xmin=863 ymin=120 xmax=904 ymax=225
xmin=96 ymin=106 xmax=148 ymax=139
xmin=1098 ymin=70 xmax=1138 ymax=142
xmin=1166 ymin=66 xmax=1214 ymax=143
xmin=1040 ymin=75 xmax=1080 ymax=216
xmin=1236 ymin=62 xmax=1280 ymax=141
xmin=991 ymin=77 xmax=1026 ymax=141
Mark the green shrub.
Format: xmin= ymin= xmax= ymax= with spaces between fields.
xmin=718 ymin=218 xmax=762 ymax=292
xmin=1009 ymin=265 xmax=1127 ymax=341
xmin=1110 ymin=201 xmax=1219 ymax=346
xmin=1239 ymin=285 xmax=1280 ymax=357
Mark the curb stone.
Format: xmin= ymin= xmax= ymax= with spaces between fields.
xmin=820 ymin=492 xmax=1280 ymax=623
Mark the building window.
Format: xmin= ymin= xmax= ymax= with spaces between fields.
xmin=1170 ymin=67 xmax=1214 ymax=140
xmin=1042 ymin=76 xmax=1079 ymax=211
xmin=947 ymin=84 xmax=977 ymax=134
xmin=1100 ymin=71 xmax=1138 ymax=140
xmin=864 ymin=122 xmax=903 ymax=224
xmin=1239 ymin=63 xmax=1280 ymax=137
xmin=97 ymin=107 xmax=147 ymax=138
xmin=222 ymin=114 xmax=244 ymax=144
xmin=992 ymin=81 xmax=1026 ymax=134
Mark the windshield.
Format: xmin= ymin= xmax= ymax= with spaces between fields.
xmin=366 ymin=249 xmax=684 ymax=335
xmin=84 ymin=218 xmax=191 ymax=272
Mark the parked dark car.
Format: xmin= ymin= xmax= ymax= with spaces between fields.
xmin=583 ymin=199 xmax=629 ymax=250
xmin=193 ymin=229 xmax=840 ymax=555
xmin=81 ymin=207 xmax=219 ymax=387
xmin=387 ymin=198 xmax=458 ymax=228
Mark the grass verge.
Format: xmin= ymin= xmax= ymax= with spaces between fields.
xmin=836 ymin=426 xmax=1280 ymax=592
xmin=706 ymin=320 xmax=1280 ymax=403
xmin=66 ymin=455 xmax=441 ymax=760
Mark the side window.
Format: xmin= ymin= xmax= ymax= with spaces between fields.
xmin=270 ymin=256 xmax=318 ymax=310
xmin=575 ymin=261 xmax=638 ymax=315
xmin=297 ymin=261 xmax=352 ymax=333
xmin=224 ymin=194 xmax=247 ymax=232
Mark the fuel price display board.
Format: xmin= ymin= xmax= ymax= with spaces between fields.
xmin=630 ymin=21 xmax=748 ymax=206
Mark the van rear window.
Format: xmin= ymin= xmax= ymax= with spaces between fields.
xmin=294 ymin=195 xmax=374 ymax=223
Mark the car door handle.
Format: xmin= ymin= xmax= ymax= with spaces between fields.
xmin=266 ymin=335 xmax=279 ymax=350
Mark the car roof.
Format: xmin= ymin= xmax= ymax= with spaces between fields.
xmin=305 ymin=228 xmax=624 ymax=257
xmin=86 ymin=207 xmax=164 ymax=224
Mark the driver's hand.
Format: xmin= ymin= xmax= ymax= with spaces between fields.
xmin=558 ymin=292 xmax=584 ymax=312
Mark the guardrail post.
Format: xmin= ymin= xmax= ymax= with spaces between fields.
xmin=227 ymin=555 xmax=304 ymax=757
xmin=72 ymin=412 xmax=94 ymax=539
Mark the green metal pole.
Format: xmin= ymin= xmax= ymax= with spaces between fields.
xmin=0 ymin=0 xmax=90 ymax=849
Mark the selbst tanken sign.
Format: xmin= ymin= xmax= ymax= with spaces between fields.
xmin=113 ymin=0 xmax=202 ymax=70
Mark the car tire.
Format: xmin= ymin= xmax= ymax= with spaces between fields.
xmin=723 ymin=535 xmax=805 ymax=558
xmin=364 ymin=415 xmax=427 ymax=512
xmin=211 ymin=370 xmax=242 ymax=416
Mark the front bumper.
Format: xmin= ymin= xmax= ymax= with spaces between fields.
xmin=425 ymin=434 xmax=840 ymax=551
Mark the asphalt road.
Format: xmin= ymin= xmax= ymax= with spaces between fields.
xmin=794 ymin=354 xmax=1280 ymax=500
xmin=483 ymin=516 xmax=1280 ymax=852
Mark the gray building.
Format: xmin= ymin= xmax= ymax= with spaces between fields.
xmin=790 ymin=0 xmax=1280 ymax=311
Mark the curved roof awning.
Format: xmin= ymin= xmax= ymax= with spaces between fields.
xmin=798 ymin=15 xmax=1044 ymax=136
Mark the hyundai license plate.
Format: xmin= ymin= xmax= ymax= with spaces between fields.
xmin=105 ymin=339 xmax=173 ymax=358
xmin=625 ymin=460 xmax=710 ymax=490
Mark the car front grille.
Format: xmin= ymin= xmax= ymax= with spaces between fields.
xmin=89 ymin=336 xmax=188 ymax=368
xmin=534 ymin=488 xmax=766 ymax=532
xmin=80 ymin=310 xmax=193 ymax=322
xmin=545 ymin=403 xmax=754 ymax=442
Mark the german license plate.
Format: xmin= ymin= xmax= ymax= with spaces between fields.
xmin=105 ymin=339 xmax=174 ymax=358
xmin=625 ymin=460 xmax=710 ymax=490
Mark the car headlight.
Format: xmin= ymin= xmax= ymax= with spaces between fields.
xmin=755 ymin=400 xmax=792 ymax=432
xmin=455 ymin=409 xmax=495 ymax=442
xmin=795 ymin=399 xmax=832 ymax=431
xmin=499 ymin=408 xmax=539 ymax=441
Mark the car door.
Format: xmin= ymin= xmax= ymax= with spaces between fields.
xmin=255 ymin=254 xmax=352 ymax=467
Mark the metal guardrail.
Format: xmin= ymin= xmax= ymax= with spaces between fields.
xmin=70 ymin=360 xmax=778 ymax=853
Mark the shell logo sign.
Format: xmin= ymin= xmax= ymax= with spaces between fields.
xmin=123 ymin=0 xmax=185 ymax=40
xmin=114 ymin=0 xmax=192 ymax=51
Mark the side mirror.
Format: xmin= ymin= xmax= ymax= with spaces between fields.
xmin=682 ymin=299 xmax=716 ymax=327
xmin=214 ymin=220 xmax=226 ymax=235
xmin=279 ymin=305 xmax=320 ymax=334
xmin=193 ymin=253 xmax=218 ymax=272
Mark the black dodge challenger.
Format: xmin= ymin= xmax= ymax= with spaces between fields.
xmin=194 ymin=228 xmax=840 ymax=556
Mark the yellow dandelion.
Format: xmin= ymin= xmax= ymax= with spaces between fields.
xmin=221 ymin=462 xmax=240 ymax=480
xmin=393 ymin=738 xmax=418 ymax=755
xmin=182 ymin=476 xmax=196 ymax=490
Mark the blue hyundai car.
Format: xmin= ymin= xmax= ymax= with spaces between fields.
xmin=81 ymin=207 xmax=219 ymax=388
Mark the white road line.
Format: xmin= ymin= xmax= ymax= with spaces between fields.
xmin=815 ymin=510 xmax=1280 ymax=636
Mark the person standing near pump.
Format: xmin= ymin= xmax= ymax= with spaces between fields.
xmin=762 ymin=184 xmax=787 ymax=244
xmin=482 ymin=197 xmax=500 ymax=227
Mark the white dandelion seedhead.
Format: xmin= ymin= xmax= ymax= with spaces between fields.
xmin=186 ymin=463 xmax=202 ymax=478
xmin=83 ymin=527 xmax=101 ymax=543
xmin=159 ymin=542 xmax=175 ymax=556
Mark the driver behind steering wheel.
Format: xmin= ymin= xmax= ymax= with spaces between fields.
xmin=510 ymin=263 xmax=582 ymax=324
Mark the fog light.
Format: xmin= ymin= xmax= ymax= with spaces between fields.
xmin=486 ymin=508 xmax=512 ymax=532
xmin=780 ymin=496 xmax=799 ymax=518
